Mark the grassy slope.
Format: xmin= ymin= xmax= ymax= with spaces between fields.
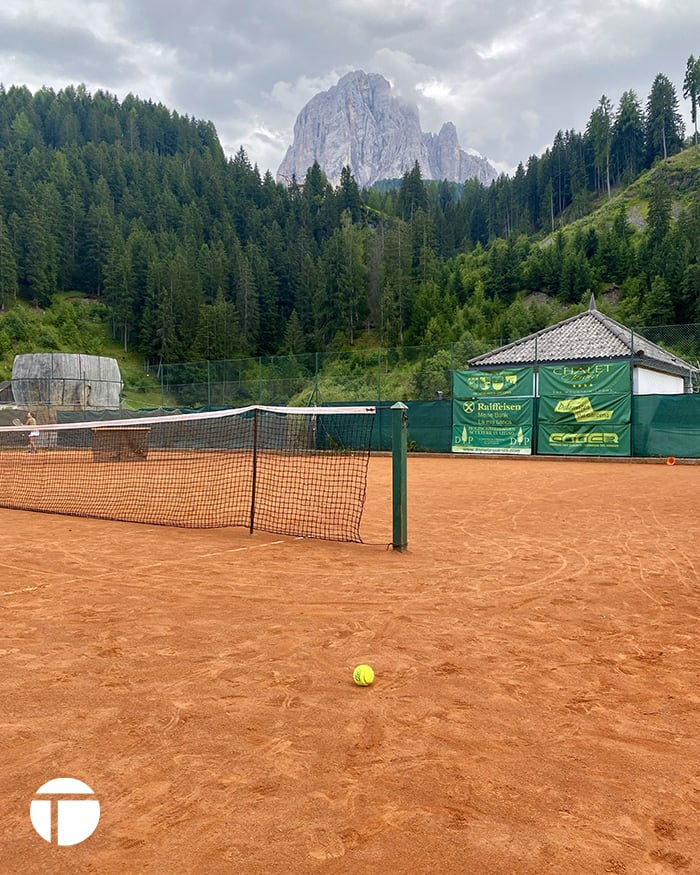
xmin=547 ymin=146 xmax=700 ymax=242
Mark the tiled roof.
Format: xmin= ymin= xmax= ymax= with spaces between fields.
xmin=469 ymin=308 xmax=697 ymax=376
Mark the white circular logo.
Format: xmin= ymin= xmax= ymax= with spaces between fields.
xmin=30 ymin=778 xmax=100 ymax=846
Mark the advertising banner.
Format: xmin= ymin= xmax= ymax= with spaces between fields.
xmin=538 ymin=422 xmax=631 ymax=455
xmin=453 ymin=397 xmax=534 ymax=429
xmin=538 ymin=392 xmax=631 ymax=425
xmin=452 ymin=423 xmax=533 ymax=454
xmin=538 ymin=361 xmax=630 ymax=397
xmin=452 ymin=397 xmax=534 ymax=454
xmin=452 ymin=367 xmax=534 ymax=398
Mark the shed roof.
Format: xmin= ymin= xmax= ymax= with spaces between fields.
xmin=468 ymin=298 xmax=697 ymax=378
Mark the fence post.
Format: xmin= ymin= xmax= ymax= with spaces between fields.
xmin=391 ymin=401 xmax=408 ymax=552
xmin=630 ymin=328 xmax=635 ymax=457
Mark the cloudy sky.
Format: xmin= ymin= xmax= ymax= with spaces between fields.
xmin=1 ymin=0 xmax=698 ymax=177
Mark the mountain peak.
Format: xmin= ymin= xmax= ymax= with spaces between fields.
xmin=277 ymin=71 xmax=497 ymax=188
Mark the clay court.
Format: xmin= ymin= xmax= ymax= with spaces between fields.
xmin=1 ymin=455 xmax=699 ymax=874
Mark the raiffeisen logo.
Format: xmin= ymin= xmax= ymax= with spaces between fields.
xmin=30 ymin=778 xmax=100 ymax=846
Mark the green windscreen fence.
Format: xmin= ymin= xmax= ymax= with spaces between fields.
xmin=55 ymin=393 xmax=700 ymax=457
xmin=633 ymin=394 xmax=700 ymax=458
xmin=332 ymin=393 xmax=700 ymax=457
xmin=325 ymin=401 xmax=452 ymax=452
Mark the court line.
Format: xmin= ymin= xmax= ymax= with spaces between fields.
xmin=124 ymin=537 xmax=301 ymax=571
xmin=70 ymin=538 xmax=300 ymax=586
xmin=193 ymin=538 xmax=299 ymax=559
xmin=0 ymin=538 xmax=298 ymax=597
xmin=0 ymin=583 xmax=50 ymax=597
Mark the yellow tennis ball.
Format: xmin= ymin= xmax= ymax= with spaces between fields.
xmin=353 ymin=664 xmax=374 ymax=686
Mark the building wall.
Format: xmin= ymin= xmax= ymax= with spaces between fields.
xmin=633 ymin=367 xmax=685 ymax=395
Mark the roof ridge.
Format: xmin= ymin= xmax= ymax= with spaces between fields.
xmin=588 ymin=309 xmax=633 ymax=348
xmin=468 ymin=306 xmax=697 ymax=374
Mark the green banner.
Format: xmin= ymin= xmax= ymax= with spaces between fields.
xmin=453 ymin=397 xmax=534 ymax=429
xmin=452 ymin=367 xmax=533 ymax=398
xmin=538 ymin=422 xmax=631 ymax=455
xmin=538 ymin=361 xmax=630 ymax=396
xmin=452 ymin=423 xmax=533 ymax=454
xmin=538 ymin=393 xmax=631 ymax=425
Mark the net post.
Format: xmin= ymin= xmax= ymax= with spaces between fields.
xmin=249 ymin=407 xmax=258 ymax=535
xmin=391 ymin=402 xmax=408 ymax=552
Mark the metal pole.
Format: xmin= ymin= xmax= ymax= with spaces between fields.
xmin=391 ymin=401 xmax=408 ymax=552
xmin=249 ymin=408 xmax=258 ymax=535
xmin=630 ymin=328 xmax=635 ymax=457
xmin=315 ymin=352 xmax=319 ymax=404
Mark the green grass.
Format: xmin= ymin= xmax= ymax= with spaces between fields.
xmin=0 ymin=294 xmax=176 ymax=409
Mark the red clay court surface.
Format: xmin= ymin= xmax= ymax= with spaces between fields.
xmin=1 ymin=455 xmax=698 ymax=874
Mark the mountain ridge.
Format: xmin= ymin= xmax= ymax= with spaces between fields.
xmin=276 ymin=71 xmax=498 ymax=188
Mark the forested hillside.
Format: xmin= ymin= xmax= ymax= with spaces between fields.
xmin=0 ymin=64 xmax=698 ymax=378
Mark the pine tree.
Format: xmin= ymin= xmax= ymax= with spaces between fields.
xmin=103 ymin=233 xmax=134 ymax=351
xmin=191 ymin=288 xmax=243 ymax=361
xmin=0 ymin=213 xmax=18 ymax=309
xmin=642 ymin=274 xmax=674 ymax=325
xmin=338 ymin=165 xmax=362 ymax=224
xmin=683 ymin=55 xmax=700 ymax=147
xmin=398 ymin=161 xmax=427 ymax=221
xmin=586 ymin=96 xmax=613 ymax=198
xmin=612 ymin=90 xmax=645 ymax=183
xmin=282 ymin=309 xmax=306 ymax=355
xmin=645 ymin=73 xmax=685 ymax=163
xmin=233 ymin=242 xmax=259 ymax=354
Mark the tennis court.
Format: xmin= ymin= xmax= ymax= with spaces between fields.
xmin=1 ymin=455 xmax=698 ymax=873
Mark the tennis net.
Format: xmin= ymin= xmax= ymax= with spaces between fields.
xmin=0 ymin=405 xmax=376 ymax=541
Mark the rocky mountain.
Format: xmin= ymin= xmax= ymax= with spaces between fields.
xmin=276 ymin=71 xmax=498 ymax=189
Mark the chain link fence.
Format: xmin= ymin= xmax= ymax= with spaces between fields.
xmin=151 ymin=339 xmax=498 ymax=409
xmin=4 ymin=324 xmax=697 ymax=418
xmin=151 ymin=324 xmax=700 ymax=408
xmin=632 ymin=324 xmax=700 ymax=391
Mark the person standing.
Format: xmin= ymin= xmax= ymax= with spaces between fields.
xmin=25 ymin=411 xmax=38 ymax=453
